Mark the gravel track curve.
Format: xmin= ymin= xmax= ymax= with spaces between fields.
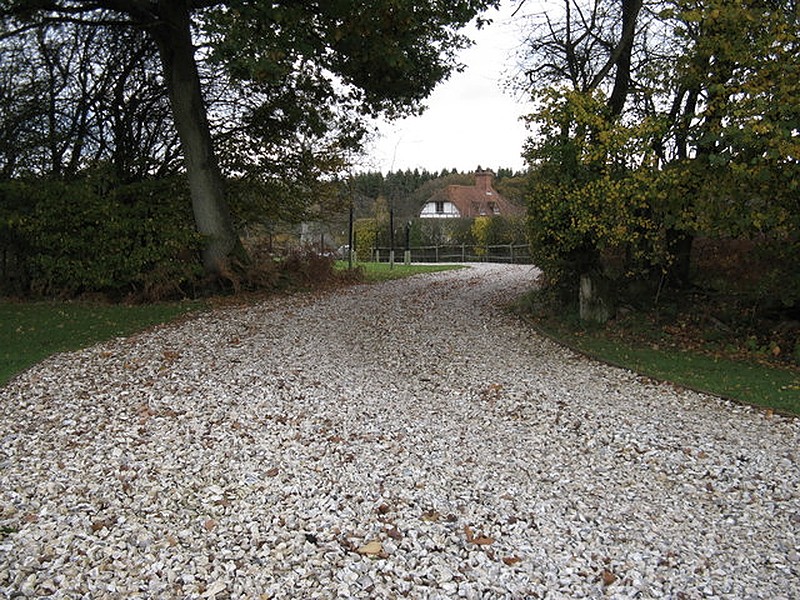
xmin=1 ymin=263 xmax=798 ymax=599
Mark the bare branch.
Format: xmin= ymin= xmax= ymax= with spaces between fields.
xmin=510 ymin=0 xmax=527 ymax=18
xmin=587 ymin=0 xmax=643 ymax=92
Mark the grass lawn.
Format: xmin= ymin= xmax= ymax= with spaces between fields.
xmin=0 ymin=300 xmax=204 ymax=386
xmin=533 ymin=318 xmax=800 ymax=417
xmin=335 ymin=261 xmax=464 ymax=282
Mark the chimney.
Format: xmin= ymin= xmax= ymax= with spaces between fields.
xmin=474 ymin=168 xmax=494 ymax=193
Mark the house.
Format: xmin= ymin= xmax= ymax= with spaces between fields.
xmin=419 ymin=169 xmax=523 ymax=219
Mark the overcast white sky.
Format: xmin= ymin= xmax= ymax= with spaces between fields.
xmin=359 ymin=0 xmax=536 ymax=174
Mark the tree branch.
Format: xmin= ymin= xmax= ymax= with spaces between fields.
xmin=584 ymin=0 xmax=641 ymax=100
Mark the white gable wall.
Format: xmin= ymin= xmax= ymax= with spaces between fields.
xmin=420 ymin=201 xmax=461 ymax=218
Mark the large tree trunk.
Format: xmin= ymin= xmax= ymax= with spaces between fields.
xmin=150 ymin=1 xmax=243 ymax=276
xmin=607 ymin=0 xmax=642 ymax=117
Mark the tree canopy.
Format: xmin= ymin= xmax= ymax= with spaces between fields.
xmin=1 ymin=0 xmax=501 ymax=276
xmin=518 ymin=0 xmax=800 ymax=317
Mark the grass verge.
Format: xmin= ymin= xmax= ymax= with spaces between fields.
xmin=0 ymin=300 xmax=204 ymax=387
xmin=516 ymin=297 xmax=800 ymax=416
xmin=335 ymin=261 xmax=464 ymax=283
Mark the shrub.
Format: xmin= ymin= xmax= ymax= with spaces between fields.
xmin=278 ymin=247 xmax=335 ymax=287
xmin=2 ymin=176 xmax=202 ymax=299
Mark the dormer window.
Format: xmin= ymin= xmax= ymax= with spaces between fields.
xmin=435 ymin=201 xmax=445 ymax=213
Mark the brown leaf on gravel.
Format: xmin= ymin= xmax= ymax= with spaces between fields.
xmin=265 ymin=467 xmax=279 ymax=477
xmin=464 ymin=525 xmax=495 ymax=545
xmin=503 ymin=556 xmax=522 ymax=566
xmin=90 ymin=520 xmax=109 ymax=532
xmin=204 ymin=519 xmax=217 ymax=532
xmin=480 ymin=383 xmax=504 ymax=403
xmin=601 ymin=569 xmax=617 ymax=586
xmin=464 ymin=524 xmax=474 ymax=542
xmin=385 ymin=527 xmax=402 ymax=540
xmin=472 ymin=534 xmax=495 ymax=545
xmin=421 ymin=510 xmax=440 ymax=522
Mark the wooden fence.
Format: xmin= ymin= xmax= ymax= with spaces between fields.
xmin=371 ymin=244 xmax=532 ymax=264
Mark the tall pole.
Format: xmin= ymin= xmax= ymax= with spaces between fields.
xmin=389 ymin=201 xmax=395 ymax=270
xmin=348 ymin=200 xmax=354 ymax=269
xmin=404 ymin=220 xmax=412 ymax=265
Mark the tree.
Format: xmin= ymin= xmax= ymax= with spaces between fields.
xmin=0 ymin=20 xmax=181 ymax=181
xmin=518 ymin=0 xmax=644 ymax=320
xmin=517 ymin=0 xmax=642 ymax=102
xmin=2 ymin=0 xmax=500 ymax=277
xmin=0 ymin=29 xmax=44 ymax=178
xmin=521 ymin=0 xmax=800 ymax=318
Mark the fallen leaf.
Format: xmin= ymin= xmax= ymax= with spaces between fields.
xmin=601 ymin=569 xmax=617 ymax=586
xmin=356 ymin=540 xmax=383 ymax=556
xmin=385 ymin=527 xmax=402 ymax=540
xmin=472 ymin=534 xmax=495 ymax=545
xmin=481 ymin=383 xmax=504 ymax=403
xmin=421 ymin=510 xmax=440 ymax=522
xmin=90 ymin=520 xmax=106 ymax=532
xmin=464 ymin=524 xmax=495 ymax=545
xmin=503 ymin=556 xmax=522 ymax=566
xmin=265 ymin=467 xmax=279 ymax=477
xmin=204 ymin=519 xmax=217 ymax=531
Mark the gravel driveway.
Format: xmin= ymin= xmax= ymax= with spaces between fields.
xmin=1 ymin=264 xmax=798 ymax=599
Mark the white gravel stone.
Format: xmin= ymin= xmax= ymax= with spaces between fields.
xmin=0 ymin=263 xmax=798 ymax=598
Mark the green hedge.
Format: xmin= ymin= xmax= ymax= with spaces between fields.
xmin=0 ymin=177 xmax=202 ymax=299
